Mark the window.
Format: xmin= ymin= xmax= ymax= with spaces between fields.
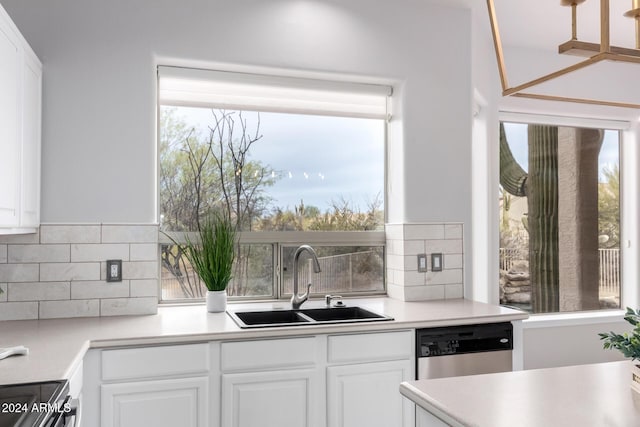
xmin=158 ymin=66 xmax=389 ymax=302
xmin=499 ymin=119 xmax=621 ymax=314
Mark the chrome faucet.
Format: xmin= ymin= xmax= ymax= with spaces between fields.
xmin=291 ymin=245 xmax=321 ymax=310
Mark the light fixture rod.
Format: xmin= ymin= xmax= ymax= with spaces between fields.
xmin=487 ymin=0 xmax=509 ymax=91
xmin=503 ymin=54 xmax=602 ymax=96
xmin=572 ymin=4 xmax=578 ymax=40
xmin=600 ymin=0 xmax=610 ymax=52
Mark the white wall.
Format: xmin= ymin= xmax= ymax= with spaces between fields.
xmin=2 ymin=0 xmax=473 ymax=228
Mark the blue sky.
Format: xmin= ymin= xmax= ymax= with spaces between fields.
xmin=171 ymin=107 xmax=385 ymax=213
xmin=503 ymin=122 xmax=619 ymax=180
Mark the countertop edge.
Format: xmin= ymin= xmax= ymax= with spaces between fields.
xmin=87 ymin=313 xmax=528 ymax=348
xmin=400 ymin=382 xmax=470 ymax=427
xmin=0 ymin=298 xmax=528 ymax=385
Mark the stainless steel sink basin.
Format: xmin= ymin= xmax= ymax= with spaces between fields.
xmin=227 ymin=306 xmax=393 ymax=328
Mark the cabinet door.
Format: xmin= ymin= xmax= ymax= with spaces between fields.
xmin=0 ymin=23 xmax=20 ymax=227
xmin=327 ymin=360 xmax=414 ymax=427
xmin=415 ymin=406 xmax=450 ymax=427
xmin=101 ymin=377 xmax=209 ymax=427
xmin=222 ymin=369 xmax=320 ymax=427
xmin=19 ymin=52 xmax=41 ymax=227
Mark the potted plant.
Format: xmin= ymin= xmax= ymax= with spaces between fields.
xmin=173 ymin=212 xmax=237 ymax=312
xmin=599 ymin=307 xmax=640 ymax=392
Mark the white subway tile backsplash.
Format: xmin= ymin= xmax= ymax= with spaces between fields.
xmin=405 ymin=224 xmax=445 ymax=240
xmin=384 ymin=224 xmax=404 ymax=240
xmin=71 ymin=244 xmax=129 ymax=262
xmin=426 ymin=269 xmax=463 ymax=285
xmin=40 ymin=263 xmax=101 ymax=282
xmin=386 ymin=283 xmax=405 ymax=300
xmin=130 ymin=244 xmax=158 ymax=261
xmin=102 ymin=225 xmax=157 ymax=243
xmin=444 ymin=224 xmax=463 ymax=239
xmin=0 ymin=302 xmax=38 ymax=320
xmin=403 ymin=240 xmax=425 ymax=255
xmin=385 ymin=254 xmax=404 ymax=271
xmin=8 ymin=244 xmax=70 ymax=263
xmin=8 ymin=282 xmax=70 ymax=301
xmin=385 ymin=222 xmax=465 ymax=302
xmin=0 ymin=232 xmax=39 ymax=244
xmin=120 ymin=261 xmax=158 ymax=280
xmin=71 ymin=281 xmax=130 ymax=299
xmin=0 ymin=223 xmax=161 ymax=320
xmin=404 ymin=284 xmax=446 ymax=301
xmin=444 ymin=254 xmax=463 ymax=269
xmin=0 ymin=264 xmax=39 ymax=282
xmin=445 ymin=284 xmax=464 ymax=299
xmin=40 ymin=299 xmax=100 ymax=319
xmin=130 ymin=279 xmax=158 ymax=297
xmin=40 ymin=225 xmax=101 ymax=244
xmin=100 ymin=297 xmax=157 ymax=316
xmin=426 ymin=239 xmax=463 ymax=254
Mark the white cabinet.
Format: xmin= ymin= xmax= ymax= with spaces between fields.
xmin=222 ymin=369 xmax=320 ymax=427
xmin=0 ymin=4 xmax=41 ymax=233
xmin=415 ymin=406 xmax=450 ymax=427
xmin=84 ymin=343 xmax=213 ymax=427
xmin=327 ymin=360 xmax=413 ymax=427
xmin=326 ymin=331 xmax=415 ymax=427
xmin=101 ymin=376 xmax=209 ymax=427
xmin=220 ymin=337 xmax=321 ymax=427
xmin=82 ymin=329 xmax=415 ymax=427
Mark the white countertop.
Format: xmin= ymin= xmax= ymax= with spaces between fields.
xmin=401 ymin=360 xmax=640 ymax=427
xmin=0 ymin=297 xmax=526 ymax=386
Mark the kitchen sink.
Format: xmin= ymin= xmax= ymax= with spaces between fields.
xmin=231 ymin=310 xmax=313 ymax=326
xmin=301 ymin=307 xmax=388 ymax=322
xmin=227 ymin=306 xmax=393 ymax=328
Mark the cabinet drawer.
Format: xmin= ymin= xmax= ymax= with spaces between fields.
xmin=101 ymin=343 xmax=210 ymax=381
xmin=328 ymin=330 xmax=413 ymax=364
xmin=221 ymin=337 xmax=317 ymax=372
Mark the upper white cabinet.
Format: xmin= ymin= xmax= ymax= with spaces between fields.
xmin=0 ymin=3 xmax=41 ymax=233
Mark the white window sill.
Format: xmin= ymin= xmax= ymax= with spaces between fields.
xmin=521 ymin=309 xmax=626 ymax=329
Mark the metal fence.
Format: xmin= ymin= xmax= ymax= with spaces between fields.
xmin=162 ymin=249 xmax=384 ymax=300
xmin=283 ymin=250 xmax=383 ymax=295
xmin=499 ymin=247 xmax=620 ymax=296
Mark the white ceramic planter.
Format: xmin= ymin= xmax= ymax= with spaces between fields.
xmin=206 ymin=290 xmax=227 ymax=313
xmin=631 ymin=363 xmax=640 ymax=393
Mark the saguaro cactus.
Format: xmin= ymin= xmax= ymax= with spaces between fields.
xmin=500 ymin=123 xmax=559 ymax=312
xmin=527 ymin=125 xmax=559 ymax=313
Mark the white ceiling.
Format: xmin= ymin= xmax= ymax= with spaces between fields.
xmin=490 ymin=0 xmax=638 ymax=52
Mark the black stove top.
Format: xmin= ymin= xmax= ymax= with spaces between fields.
xmin=0 ymin=381 xmax=68 ymax=427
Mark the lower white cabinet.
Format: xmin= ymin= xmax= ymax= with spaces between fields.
xmin=327 ymin=360 xmax=413 ymax=427
xmin=83 ymin=330 xmax=414 ymax=427
xmin=222 ymin=369 xmax=320 ymax=427
xmin=326 ymin=330 xmax=414 ymax=427
xmin=415 ymin=406 xmax=450 ymax=427
xmin=83 ymin=343 xmax=213 ymax=427
xmin=101 ymin=377 xmax=209 ymax=427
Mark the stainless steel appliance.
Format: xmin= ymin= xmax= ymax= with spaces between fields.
xmin=0 ymin=380 xmax=79 ymax=427
xmin=416 ymin=322 xmax=513 ymax=380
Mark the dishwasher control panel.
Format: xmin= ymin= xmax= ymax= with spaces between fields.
xmin=416 ymin=322 xmax=513 ymax=357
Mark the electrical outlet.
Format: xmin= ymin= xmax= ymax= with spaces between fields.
xmin=106 ymin=259 xmax=122 ymax=282
xmin=417 ymin=254 xmax=427 ymax=272
xmin=431 ymin=253 xmax=443 ymax=272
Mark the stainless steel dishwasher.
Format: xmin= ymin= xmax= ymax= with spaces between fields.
xmin=416 ymin=322 xmax=513 ymax=379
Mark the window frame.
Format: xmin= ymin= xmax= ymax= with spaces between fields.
xmin=494 ymin=111 xmax=629 ymax=315
xmin=156 ymin=66 xmax=390 ymax=304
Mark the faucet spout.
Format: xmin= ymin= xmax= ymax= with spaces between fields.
xmin=291 ymin=245 xmax=321 ymax=310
